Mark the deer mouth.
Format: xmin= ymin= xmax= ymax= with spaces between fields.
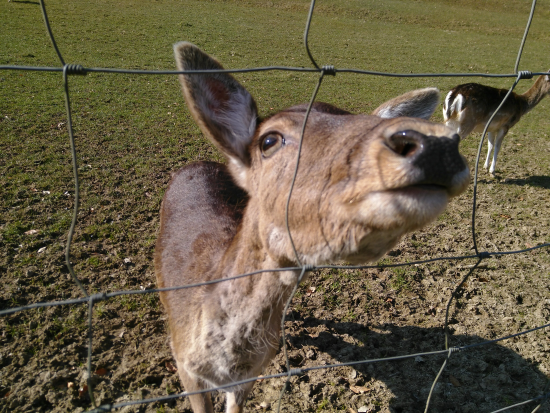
xmin=390 ymin=183 xmax=453 ymax=197
xmin=384 ymin=184 xmax=450 ymax=209
xmin=397 ymin=160 xmax=470 ymax=198
xmin=408 ymin=183 xmax=448 ymax=191
xmin=391 ymin=177 xmax=470 ymax=201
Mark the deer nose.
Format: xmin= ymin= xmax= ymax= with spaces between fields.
xmin=386 ymin=131 xmax=466 ymax=187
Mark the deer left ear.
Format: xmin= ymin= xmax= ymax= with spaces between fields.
xmin=372 ymin=87 xmax=440 ymax=120
xmin=174 ymin=42 xmax=258 ymax=172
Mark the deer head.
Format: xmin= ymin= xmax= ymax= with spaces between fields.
xmin=173 ymin=42 xmax=469 ymax=267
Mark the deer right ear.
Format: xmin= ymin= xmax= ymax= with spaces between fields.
xmin=174 ymin=42 xmax=258 ymax=182
xmin=372 ymin=87 xmax=440 ymax=120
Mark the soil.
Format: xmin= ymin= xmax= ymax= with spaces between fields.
xmin=1 ymin=137 xmax=550 ymax=413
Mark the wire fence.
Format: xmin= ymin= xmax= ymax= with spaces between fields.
xmin=1 ymin=0 xmax=550 ymax=412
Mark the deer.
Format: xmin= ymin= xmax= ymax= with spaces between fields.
xmin=154 ymin=41 xmax=471 ymax=413
xmin=442 ymin=71 xmax=550 ymax=175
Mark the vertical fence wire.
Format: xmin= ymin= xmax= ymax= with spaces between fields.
xmin=39 ymin=0 xmax=89 ymax=297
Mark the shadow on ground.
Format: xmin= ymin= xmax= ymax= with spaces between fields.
xmin=277 ymin=316 xmax=549 ymax=413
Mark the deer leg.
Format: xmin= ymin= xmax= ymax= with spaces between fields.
xmin=489 ymin=128 xmax=508 ymax=175
xmin=483 ymin=131 xmax=495 ymax=171
xmin=226 ymin=381 xmax=255 ymax=413
xmin=177 ymin=366 xmax=214 ymax=413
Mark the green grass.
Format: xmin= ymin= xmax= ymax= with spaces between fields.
xmin=316 ymin=398 xmax=330 ymax=411
xmin=389 ymin=265 xmax=421 ymax=293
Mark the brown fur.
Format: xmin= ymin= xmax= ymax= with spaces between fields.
xmin=155 ymin=42 xmax=470 ymax=413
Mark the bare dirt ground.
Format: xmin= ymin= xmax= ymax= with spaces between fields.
xmin=1 ymin=125 xmax=550 ymax=413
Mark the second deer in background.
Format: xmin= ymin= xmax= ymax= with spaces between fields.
xmin=443 ymin=70 xmax=550 ymax=176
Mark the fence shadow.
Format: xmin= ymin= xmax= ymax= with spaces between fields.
xmin=284 ymin=317 xmax=548 ymax=413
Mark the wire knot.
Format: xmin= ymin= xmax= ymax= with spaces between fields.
xmin=321 ymin=65 xmax=336 ymax=76
xmin=64 ymin=64 xmax=87 ymax=76
xmin=288 ymin=368 xmax=303 ymax=376
xmin=517 ymin=71 xmax=533 ymax=80
xmin=302 ymin=264 xmax=315 ymax=272
xmin=478 ymin=251 xmax=491 ymax=259
xmin=448 ymin=347 xmax=461 ymax=355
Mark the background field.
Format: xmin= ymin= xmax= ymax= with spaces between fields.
xmin=1 ymin=0 xmax=550 ymax=412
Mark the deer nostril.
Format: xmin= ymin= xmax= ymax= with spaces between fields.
xmin=387 ymin=130 xmax=423 ymax=158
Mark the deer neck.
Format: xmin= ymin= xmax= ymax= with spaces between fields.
xmin=173 ymin=196 xmax=300 ymax=386
xmin=219 ymin=200 xmax=285 ymax=269
xmin=521 ymin=75 xmax=549 ymax=114
xmin=212 ymin=198 xmax=301 ymax=334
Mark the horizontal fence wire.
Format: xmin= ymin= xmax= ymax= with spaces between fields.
xmin=3 ymin=241 xmax=550 ymax=318
xmin=2 ymin=64 xmax=549 ymax=78
xmin=1 ymin=0 xmax=549 ymax=412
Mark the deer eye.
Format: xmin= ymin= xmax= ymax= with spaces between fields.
xmin=260 ymin=133 xmax=284 ymax=157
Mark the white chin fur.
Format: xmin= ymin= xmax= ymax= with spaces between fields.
xmin=339 ymin=190 xmax=449 ymax=264
xmin=358 ymin=189 xmax=449 ymax=231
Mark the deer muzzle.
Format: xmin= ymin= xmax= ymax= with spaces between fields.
xmin=385 ymin=130 xmax=469 ymax=197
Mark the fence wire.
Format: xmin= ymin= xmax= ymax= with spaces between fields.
xmin=1 ymin=0 xmax=550 ymax=412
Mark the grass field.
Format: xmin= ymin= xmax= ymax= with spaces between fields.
xmin=1 ymin=0 xmax=550 ymax=412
